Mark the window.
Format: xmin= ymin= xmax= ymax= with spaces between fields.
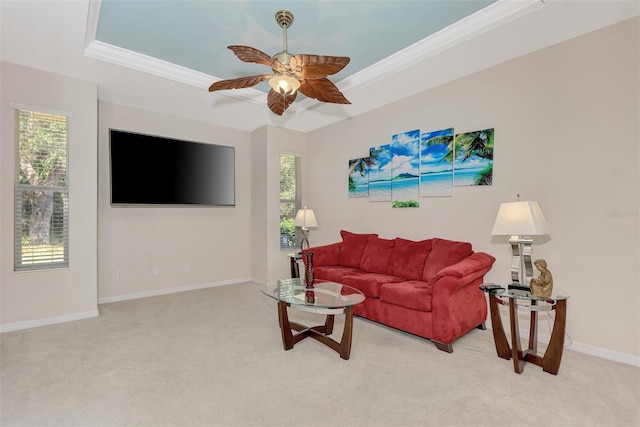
xmin=280 ymin=153 xmax=301 ymax=250
xmin=13 ymin=106 xmax=70 ymax=271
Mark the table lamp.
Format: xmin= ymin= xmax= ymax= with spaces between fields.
xmin=491 ymin=198 xmax=550 ymax=289
xmin=294 ymin=206 xmax=318 ymax=251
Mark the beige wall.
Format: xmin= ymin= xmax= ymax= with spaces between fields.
xmin=306 ymin=18 xmax=640 ymax=362
xmin=0 ymin=62 xmax=99 ymax=330
xmin=97 ymin=101 xmax=252 ymax=301
xmin=1 ymin=18 xmax=637 ymax=364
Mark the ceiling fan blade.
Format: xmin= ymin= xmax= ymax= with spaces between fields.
xmin=267 ymin=89 xmax=297 ymax=115
xmin=294 ymin=55 xmax=350 ymax=78
xmin=228 ymin=45 xmax=274 ymax=67
xmin=208 ymin=75 xmax=270 ymax=92
xmin=298 ymin=78 xmax=350 ymax=104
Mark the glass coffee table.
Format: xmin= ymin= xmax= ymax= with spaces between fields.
xmin=261 ymin=278 xmax=365 ymax=360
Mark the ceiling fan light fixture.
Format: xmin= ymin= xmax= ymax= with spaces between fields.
xmin=268 ymin=72 xmax=300 ymax=96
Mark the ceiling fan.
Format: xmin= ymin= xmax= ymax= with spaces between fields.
xmin=208 ymin=10 xmax=351 ymax=116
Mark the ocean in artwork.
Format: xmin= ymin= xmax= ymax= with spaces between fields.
xmin=369 ymin=180 xmax=392 ymax=201
xmin=420 ymin=170 xmax=454 ymax=196
xmin=453 ymin=158 xmax=492 ymax=186
xmin=350 ymin=183 xmax=369 ymax=198
xmin=391 ymin=129 xmax=421 ymax=207
xmin=392 ymin=176 xmax=420 ymax=199
xmin=421 ymin=128 xmax=454 ymax=197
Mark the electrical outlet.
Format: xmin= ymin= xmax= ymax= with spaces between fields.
xmin=116 ymin=270 xmax=123 ymax=279
xmin=233 ymin=259 xmax=238 ymax=267
xmin=175 ymin=265 xmax=181 ymax=274
xmin=152 ymin=266 xmax=160 ymax=275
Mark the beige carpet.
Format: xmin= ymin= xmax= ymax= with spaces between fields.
xmin=1 ymin=282 xmax=639 ymax=426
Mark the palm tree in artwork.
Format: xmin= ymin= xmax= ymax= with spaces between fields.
xmin=455 ymin=130 xmax=494 ymax=162
xmin=425 ymin=129 xmax=494 ymax=185
xmin=348 ymin=157 xmax=374 ymax=192
xmin=423 ymin=134 xmax=455 ymax=162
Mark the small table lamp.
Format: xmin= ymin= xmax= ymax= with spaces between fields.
xmin=491 ymin=199 xmax=550 ymax=288
xmin=294 ymin=207 xmax=318 ymax=251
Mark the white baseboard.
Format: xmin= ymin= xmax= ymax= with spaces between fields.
xmin=486 ymin=323 xmax=640 ymax=368
xmin=0 ymin=309 xmax=100 ymax=333
xmin=566 ymin=340 xmax=640 ymax=367
xmin=97 ymin=277 xmax=252 ymax=304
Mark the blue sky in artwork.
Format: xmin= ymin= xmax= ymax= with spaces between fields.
xmin=421 ymin=128 xmax=453 ymax=173
xmin=391 ymin=129 xmax=420 ymax=178
xmin=454 ymin=154 xmax=492 ymax=170
xmin=369 ymin=144 xmax=393 ymax=182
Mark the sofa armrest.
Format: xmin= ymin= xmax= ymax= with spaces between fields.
xmin=427 ymin=252 xmax=496 ymax=288
xmin=302 ymin=242 xmax=341 ymax=267
xmin=429 ymin=252 xmax=496 ymax=345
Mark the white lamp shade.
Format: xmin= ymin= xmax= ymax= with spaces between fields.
xmin=491 ymin=201 xmax=550 ymax=236
xmin=294 ymin=207 xmax=318 ymax=228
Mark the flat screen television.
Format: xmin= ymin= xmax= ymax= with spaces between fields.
xmin=109 ymin=129 xmax=235 ymax=206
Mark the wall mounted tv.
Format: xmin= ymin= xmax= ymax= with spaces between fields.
xmin=109 ymin=129 xmax=235 ymax=206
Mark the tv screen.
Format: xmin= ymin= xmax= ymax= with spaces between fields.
xmin=109 ymin=129 xmax=235 ymax=206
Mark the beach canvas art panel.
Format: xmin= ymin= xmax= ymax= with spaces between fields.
xmin=348 ymin=157 xmax=372 ymax=198
xmin=420 ymin=128 xmax=454 ymax=197
xmin=368 ymin=144 xmax=393 ymax=202
xmin=391 ymin=129 xmax=420 ymax=208
xmin=453 ymin=128 xmax=494 ymax=186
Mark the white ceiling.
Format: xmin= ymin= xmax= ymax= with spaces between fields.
xmin=1 ymin=0 xmax=639 ymax=133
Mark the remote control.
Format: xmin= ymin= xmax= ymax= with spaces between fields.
xmin=479 ymin=284 xmax=504 ymax=292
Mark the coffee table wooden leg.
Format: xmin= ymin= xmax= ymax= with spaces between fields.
xmin=338 ymin=306 xmax=354 ymax=360
xmin=324 ymin=314 xmax=335 ymax=335
xmin=543 ymin=299 xmax=567 ymax=375
xmin=278 ymin=301 xmax=294 ymax=350
xmin=489 ymin=294 xmax=510 ymax=359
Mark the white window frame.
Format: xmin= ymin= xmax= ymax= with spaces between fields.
xmin=11 ymin=103 xmax=72 ymax=271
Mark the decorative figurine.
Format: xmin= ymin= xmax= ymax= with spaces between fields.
xmin=530 ymin=258 xmax=553 ymax=298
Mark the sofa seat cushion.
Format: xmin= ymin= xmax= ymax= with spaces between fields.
xmin=338 ymin=230 xmax=378 ymax=268
xmin=379 ymin=281 xmax=433 ymax=312
xmin=388 ymin=238 xmax=432 ymax=280
xmin=314 ymin=265 xmax=362 ymax=283
xmin=422 ymin=238 xmax=473 ymax=282
xmin=339 ymin=273 xmax=404 ymax=298
xmin=360 ymin=236 xmax=395 ymax=274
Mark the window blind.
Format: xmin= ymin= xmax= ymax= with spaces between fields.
xmin=14 ymin=109 xmax=70 ymax=270
xmin=280 ymin=154 xmax=302 ymax=250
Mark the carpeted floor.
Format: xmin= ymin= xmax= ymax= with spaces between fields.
xmin=1 ymin=282 xmax=639 ymax=426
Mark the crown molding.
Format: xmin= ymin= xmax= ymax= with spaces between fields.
xmin=83 ymin=0 xmax=543 ymax=115
xmin=341 ymin=0 xmax=545 ymax=93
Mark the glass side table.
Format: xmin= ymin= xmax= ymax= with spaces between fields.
xmin=480 ymin=284 xmax=570 ymax=375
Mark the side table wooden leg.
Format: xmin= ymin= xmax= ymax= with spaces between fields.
xmin=278 ymin=301 xmax=294 ymax=350
xmin=509 ymin=299 xmax=525 ymax=374
xmin=489 ymin=294 xmax=510 ymax=360
xmin=339 ymin=306 xmax=354 ymax=360
xmin=529 ymin=300 xmax=538 ymax=354
xmin=543 ymin=299 xmax=567 ymax=375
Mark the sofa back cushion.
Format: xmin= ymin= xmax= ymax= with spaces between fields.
xmin=388 ymin=238 xmax=432 ymax=280
xmin=360 ymin=236 xmax=396 ymax=274
xmin=422 ymin=237 xmax=473 ymax=281
xmin=338 ymin=230 xmax=378 ymax=268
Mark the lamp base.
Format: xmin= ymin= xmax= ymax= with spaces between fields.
xmin=509 ymin=235 xmax=533 ymax=288
xmin=299 ymin=228 xmax=310 ymax=252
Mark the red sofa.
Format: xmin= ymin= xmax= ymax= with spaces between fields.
xmin=302 ymin=230 xmax=496 ymax=352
